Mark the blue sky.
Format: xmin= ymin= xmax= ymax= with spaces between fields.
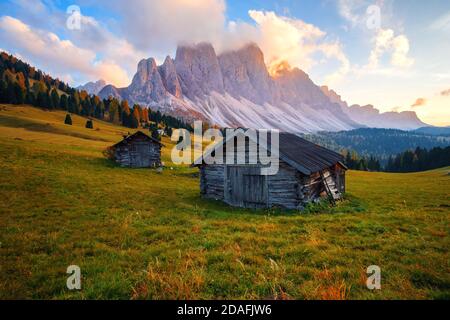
xmin=0 ymin=0 xmax=449 ymax=125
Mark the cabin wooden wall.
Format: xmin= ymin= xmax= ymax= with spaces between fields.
xmin=200 ymin=161 xmax=305 ymax=209
xmin=267 ymin=161 xmax=302 ymax=209
xmin=200 ymin=165 xmax=225 ymax=200
xmin=114 ymin=138 xmax=161 ymax=168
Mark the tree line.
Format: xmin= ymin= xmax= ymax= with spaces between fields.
xmin=385 ymin=147 xmax=450 ymax=172
xmin=342 ymin=146 xmax=450 ymax=173
xmin=0 ymin=51 xmax=193 ymax=138
xmin=322 ymin=128 xmax=449 ymax=160
xmin=343 ymin=150 xmax=381 ymax=171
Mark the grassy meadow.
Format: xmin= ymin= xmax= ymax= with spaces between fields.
xmin=0 ymin=104 xmax=449 ymax=300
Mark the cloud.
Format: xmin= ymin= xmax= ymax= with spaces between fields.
xmin=68 ymin=14 xmax=146 ymax=78
xmin=0 ymin=16 xmax=130 ymax=86
xmin=337 ymin=0 xmax=414 ymax=74
xmin=108 ymin=0 xmax=227 ymax=58
xmin=337 ymin=0 xmax=370 ymax=27
xmin=441 ymin=88 xmax=450 ymax=96
xmin=246 ymin=10 xmax=350 ymax=84
xmin=411 ymin=98 xmax=427 ymax=108
xmin=103 ymin=2 xmax=351 ymax=85
xmin=368 ymin=28 xmax=414 ymax=69
xmin=2 ymin=0 xmax=145 ymax=86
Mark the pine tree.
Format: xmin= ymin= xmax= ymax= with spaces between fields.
xmin=26 ymin=91 xmax=35 ymax=105
xmin=7 ymin=80 xmax=16 ymax=104
xmin=36 ymin=91 xmax=47 ymax=108
xmin=121 ymin=100 xmax=131 ymax=127
xmin=68 ymin=95 xmax=76 ymax=113
xmin=128 ymin=107 xmax=140 ymax=128
xmin=14 ymin=82 xmax=24 ymax=104
xmin=50 ymin=89 xmax=59 ymax=110
xmin=94 ymin=100 xmax=105 ymax=120
xmin=60 ymin=94 xmax=68 ymax=110
xmin=166 ymin=126 xmax=173 ymax=138
xmin=64 ymin=114 xmax=72 ymax=125
xmin=0 ymin=79 xmax=7 ymax=103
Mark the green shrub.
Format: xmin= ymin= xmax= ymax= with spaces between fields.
xmin=85 ymin=119 xmax=93 ymax=129
xmin=64 ymin=114 xmax=72 ymax=125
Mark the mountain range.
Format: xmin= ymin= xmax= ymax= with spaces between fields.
xmin=77 ymin=79 xmax=107 ymax=95
xmin=97 ymin=42 xmax=427 ymax=133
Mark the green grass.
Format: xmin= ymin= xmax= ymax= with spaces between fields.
xmin=0 ymin=104 xmax=449 ymax=300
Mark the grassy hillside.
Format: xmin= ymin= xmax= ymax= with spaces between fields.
xmin=0 ymin=104 xmax=449 ymax=300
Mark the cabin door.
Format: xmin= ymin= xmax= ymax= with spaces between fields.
xmin=130 ymin=143 xmax=150 ymax=168
xmin=225 ymin=166 xmax=268 ymax=208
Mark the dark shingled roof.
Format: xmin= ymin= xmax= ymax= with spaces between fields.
xmin=277 ymin=133 xmax=345 ymax=175
xmin=197 ymin=130 xmax=345 ymax=175
xmin=112 ymin=131 xmax=163 ymax=148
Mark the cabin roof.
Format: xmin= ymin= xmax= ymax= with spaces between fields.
xmin=277 ymin=133 xmax=345 ymax=175
xmin=112 ymin=131 xmax=163 ymax=148
xmin=196 ymin=131 xmax=345 ymax=175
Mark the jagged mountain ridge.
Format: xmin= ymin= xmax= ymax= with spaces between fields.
xmin=77 ymin=79 xmax=107 ymax=95
xmin=320 ymin=86 xmax=426 ymax=130
xmin=99 ymin=42 xmax=426 ymax=132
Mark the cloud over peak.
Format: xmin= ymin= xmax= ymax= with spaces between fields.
xmin=411 ymin=98 xmax=427 ymax=108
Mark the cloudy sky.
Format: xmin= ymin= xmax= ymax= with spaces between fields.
xmin=0 ymin=0 xmax=449 ymax=126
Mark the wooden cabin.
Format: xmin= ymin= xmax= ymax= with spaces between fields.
xmin=195 ymin=132 xmax=347 ymax=210
xmin=111 ymin=131 xmax=162 ymax=168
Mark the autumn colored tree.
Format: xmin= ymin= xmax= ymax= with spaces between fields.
xmin=141 ymin=107 xmax=149 ymax=123
xmin=108 ymin=98 xmax=120 ymax=124
xmin=15 ymin=72 xmax=26 ymax=90
xmin=132 ymin=104 xmax=142 ymax=122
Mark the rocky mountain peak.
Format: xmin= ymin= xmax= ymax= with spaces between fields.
xmin=175 ymin=42 xmax=224 ymax=99
xmin=76 ymin=79 xmax=107 ymax=95
xmin=159 ymin=56 xmax=182 ymax=99
xmin=133 ymin=58 xmax=159 ymax=86
xmin=218 ymin=43 xmax=278 ymax=105
xmin=321 ymin=85 xmax=348 ymax=109
xmin=128 ymin=57 xmax=166 ymax=103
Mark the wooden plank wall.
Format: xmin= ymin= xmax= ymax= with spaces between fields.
xmin=200 ymin=165 xmax=225 ymax=200
xmin=114 ymin=138 xmax=161 ymax=168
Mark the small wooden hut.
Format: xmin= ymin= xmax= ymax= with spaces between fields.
xmin=111 ymin=131 xmax=162 ymax=168
xmin=195 ymin=132 xmax=347 ymax=210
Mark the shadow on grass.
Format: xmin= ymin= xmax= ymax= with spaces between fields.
xmin=185 ymin=193 xmax=367 ymax=218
